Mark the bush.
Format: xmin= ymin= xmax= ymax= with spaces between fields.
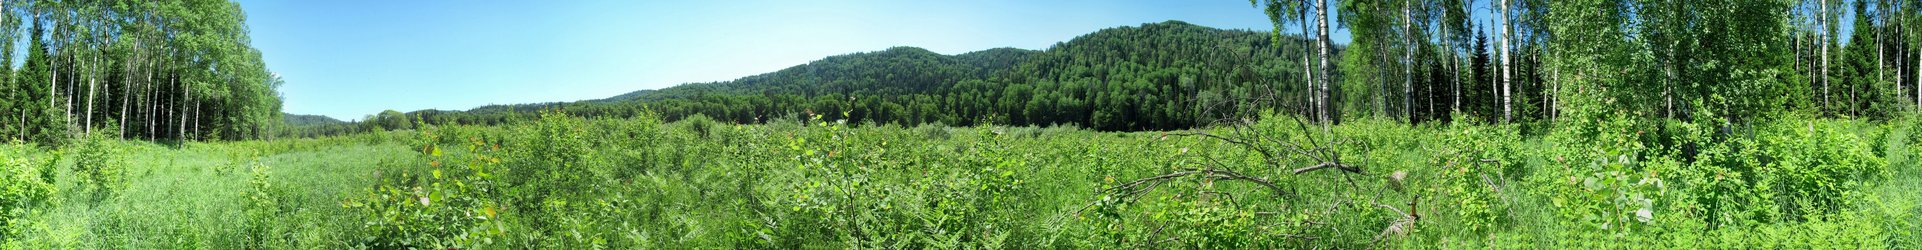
xmin=347 ymin=124 xmax=508 ymax=248
xmin=0 ymin=145 xmax=56 ymax=242
xmin=678 ymin=114 xmax=717 ymax=139
xmin=507 ymin=111 xmax=604 ymax=203
xmin=913 ymin=122 xmax=950 ymax=140
xmin=1438 ymin=124 xmax=1523 ymax=234
xmin=243 ymin=161 xmax=294 ymax=247
xmin=72 ymin=133 xmax=127 ymax=197
xmin=1758 ymin=120 xmax=1885 ymax=220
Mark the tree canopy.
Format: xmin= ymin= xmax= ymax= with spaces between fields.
xmin=0 ymin=0 xmax=283 ymax=145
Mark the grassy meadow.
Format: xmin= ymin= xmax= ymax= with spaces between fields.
xmin=2 ymin=112 xmax=1920 ymax=249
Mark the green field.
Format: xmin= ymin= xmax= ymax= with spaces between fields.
xmin=3 ymin=112 xmax=1917 ymax=249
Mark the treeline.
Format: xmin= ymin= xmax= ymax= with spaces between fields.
xmin=328 ymin=21 xmax=1332 ymax=134
xmin=0 ymin=0 xmax=282 ymax=146
xmin=1275 ymin=0 xmax=1922 ymax=126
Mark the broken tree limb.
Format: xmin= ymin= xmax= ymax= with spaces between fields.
xmin=1291 ymin=162 xmax=1362 ymax=174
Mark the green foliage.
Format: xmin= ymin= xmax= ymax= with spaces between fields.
xmin=1527 ymin=99 xmax=1893 ymax=247
xmin=367 ymin=110 xmax=413 ymax=131
xmin=506 ymin=111 xmax=604 ymax=206
xmin=678 ymin=113 xmax=717 ymax=138
xmin=71 ymin=133 xmax=127 ymax=197
xmin=1757 ymin=120 xmax=1886 ymax=219
xmin=0 ymin=144 xmax=56 ymax=243
xmin=3 ymin=111 xmax=1919 ymax=248
xmin=242 ymin=159 xmax=294 ymax=247
xmin=0 ymin=0 xmax=283 ymax=143
xmin=1437 ymin=123 xmax=1523 ymax=234
xmin=346 ymin=123 xmax=508 ymax=248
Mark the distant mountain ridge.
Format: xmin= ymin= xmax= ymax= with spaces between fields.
xmin=283 ymin=113 xmax=346 ymax=126
xmin=408 ymin=20 xmax=1335 ymax=131
xmin=601 ymin=46 xmax=1040 ymax=102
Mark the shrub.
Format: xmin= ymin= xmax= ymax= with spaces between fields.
xmin=0 ymin=145 xmax=56 ymax=242
xmin=71 ymin=133 xmax=127 ymax=197
xmin=679 ymin=114 xmax=717 ymax=139
xmin=1758 ymin=120 xmax=1885 ymax=220
xmin=347 ymin=125 xmax=508 ymax=248
xmin=506 ymin=111 xmax=604 ymax=203
xmin=913 ymin=122 xmax=950 ymax=140
xmin=596 ymin=114 xmax=665 ymax=180
xmin=242 ymin=161 xmax=295 ymax=248
xmin=1438 ymin=124 xmax=1523 ymax=235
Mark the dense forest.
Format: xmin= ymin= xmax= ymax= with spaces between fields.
xmin=0 ymin=0 xmax=283 ymax=145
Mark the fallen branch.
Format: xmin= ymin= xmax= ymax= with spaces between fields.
xmin=1291 ymin=161 xmax=1362 ymax=174
xmin=1100 ymin=167 xmax=1295 ymax=199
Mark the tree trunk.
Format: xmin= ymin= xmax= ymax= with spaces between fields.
xmin=1302 ymin=3 xmax=1316 ymax=123
xmin=1380 ymin=35 xmax=1390 ymax=117
xmin=86 ymin=53 xmax=95 ymax=136
xmin=148 ymin=56 xmax=157 ymax=140
xmin=179 ymin=73 xmax=186 ymax=141
xmin=64 ymin=53 xmax=73 ymax=131
xmin=1666 ymin=42 xmax=1675 ymax=119
xmin=1404 ymin=0 xmax=1415 ymax=122
xmin=1317 ymin=0 xmax=1332 ymax=130
xmin=1823 ymin=0 xmax=1831 ymax=116
xmin=121 ymin=40 xmax=135 ymax=139
xmin=149 ymin=50 xmax=159 ymax=140
xmin=48 ymin=49 xmax=57 ymax=126
xmin=193 ymin=98 xmax=200 ymax=140
xmin=1451 ymin=13 xmax=1460 ymax=113
xmin=1499 ymin=0 xmax=1512 ymax=123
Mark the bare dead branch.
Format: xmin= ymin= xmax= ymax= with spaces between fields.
xmin=1290 ymin=162 xmax=1362 ymax=174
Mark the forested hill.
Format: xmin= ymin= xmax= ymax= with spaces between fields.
xmin=610 ymin=46 xmax=1039 ymax=104
xmin=388 ymin=20 xmax=1332 ymax=132
xmin=282 ymin=114 xmax=346 ymax=126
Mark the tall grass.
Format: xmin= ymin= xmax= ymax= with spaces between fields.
xmin=0 ymin=113 xmax=1914 ymax=248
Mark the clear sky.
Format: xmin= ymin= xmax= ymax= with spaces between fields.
xmin=239 ymin=0 xmax=1344 ymax=121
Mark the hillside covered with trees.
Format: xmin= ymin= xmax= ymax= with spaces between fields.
xmin=360 ymin=21 xmax=1338 ymax=133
